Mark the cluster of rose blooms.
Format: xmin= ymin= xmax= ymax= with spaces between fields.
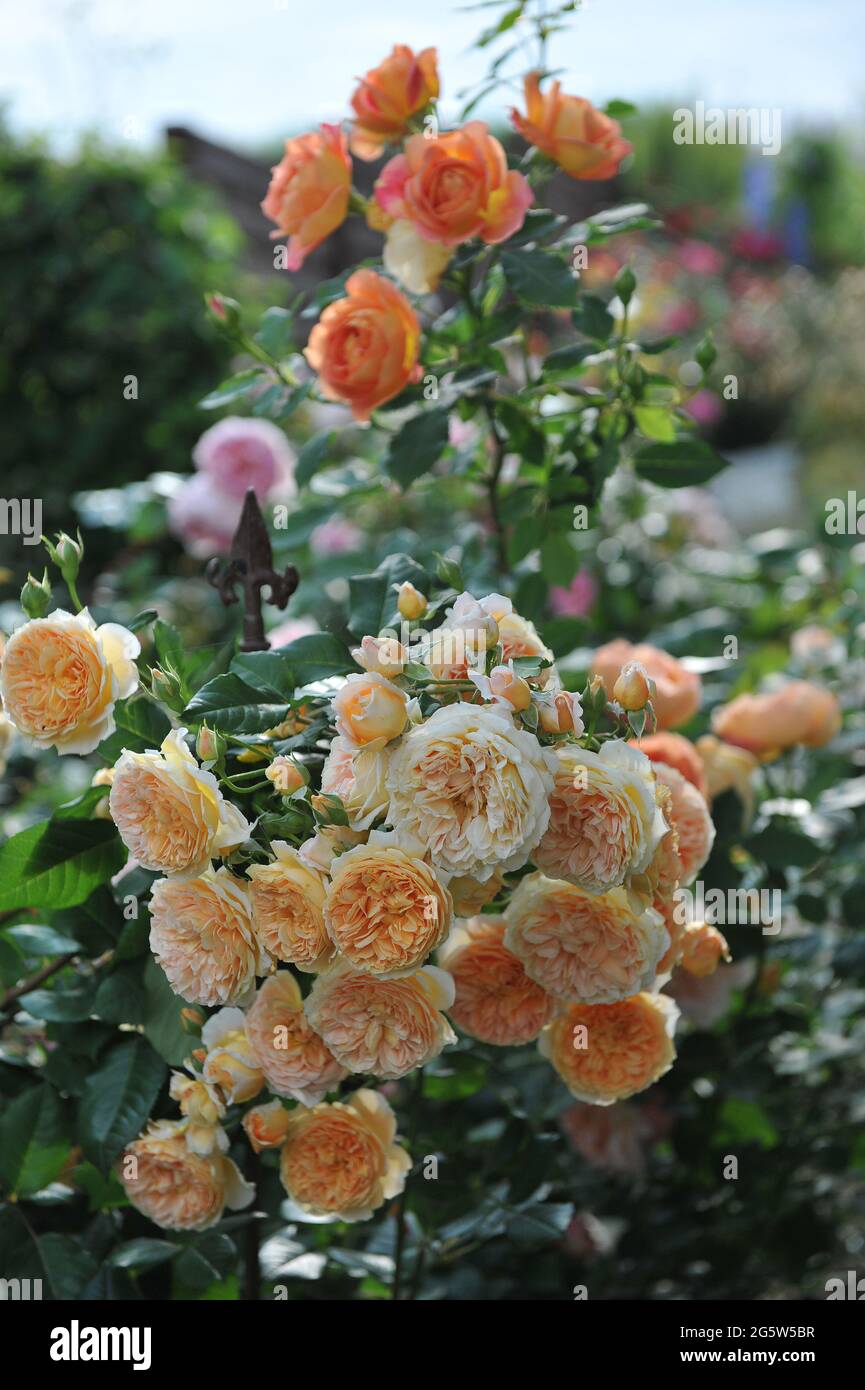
xmin=0 ymin=576 xmax=841 ymax=1232
xmin=254 ymin=43 xmax=633 ymax=420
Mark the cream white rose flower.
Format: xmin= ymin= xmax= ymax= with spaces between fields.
xmin=320 ymin=734 xmax=390 ymax=831
xmin=387 ymin=701 xmax=556 ymax=882
xmin=384 ymin=219 xmax=452 ymax=295
xmin=109 ymin=727 xmax=251 ymax=879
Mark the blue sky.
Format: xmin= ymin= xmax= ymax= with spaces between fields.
xmin=2 ymin=0 xmax=863 ymax=152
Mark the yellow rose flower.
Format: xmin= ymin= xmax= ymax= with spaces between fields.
xmin=439 ymin=916 xmax=556 ymax=1045
xmin=505 ymin=873 xmax=669 ymax=1004
xmin=332 ymin=671 xmax=409 ymax=747
xmin=119 ymin=1119 xmax=254 ymax=1231
xmin=247 ymin=840 xmax=334 ymax=972
xmin=243 ymin=1099 xmax=291 ymax=1153
xmin=387 ymin=702 xmax=556 ymax=882
xmin=280 ymin=1089 xmax=411 ymax=1222
xmin=534 ymin=741 xmax=668 ymax=894
xmin=150 ymin=866 xmax=269 ymax=1007
xmin=110 ymin=728 xmax=251 ymax=879
xmin=679 ymin=922 xmax=731 ymax=977
xmin=168 ymin=1072 xmax=227 ymax=1155
xmin=320 ymin=735 xmax=390 ymax=831
xmin=305 ymin=959 xmax=456 ymax=1080
xmin=0 ymin=608 xmax=139 ymax=754
xmin=324 ymin=837 xmax=452 ymax=977
xmin=245 ymin=972 xmax=346 ymax=1106
xmin=200 ymin=1007 xmax=264 ymax=1104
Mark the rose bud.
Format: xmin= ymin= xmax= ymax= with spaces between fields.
xmin=613 ymin=661 xmax=653 ymax=711
xmin=488 ymin=664 xmax=532 ymax=712
xmin=351 ymin=634 xmax=407 ymax=678
xmin=396 ymin=581 xmax=428 ymax=621
xmin=265 ymin=754 xmax=308 ymax=795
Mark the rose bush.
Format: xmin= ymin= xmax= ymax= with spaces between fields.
xmin=0 ymin=2 xmax=859 ymax=1305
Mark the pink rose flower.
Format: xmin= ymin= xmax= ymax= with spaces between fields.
xmin=550 ymin=569 xmax=597 ymax=618
xmin=192 ymin=417 xmax=296 ymax=500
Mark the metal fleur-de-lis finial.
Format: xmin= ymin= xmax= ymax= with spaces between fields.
xmin=206 ymin=489 xmax=298 ymax=651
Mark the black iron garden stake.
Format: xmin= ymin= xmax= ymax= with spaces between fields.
xmin=205 ymin=488 xmax=298 ymax=652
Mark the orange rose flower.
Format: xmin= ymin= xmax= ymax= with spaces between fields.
xmin=261 ymin=123 xmax=351 ymax=271
xmin=628 ymin=731 xmax=708 ymax=799
xmin=374 ymin=122 xmax=532 ymax=248
xmin=539 ymin=994 xmax=679 ymax=1105
xmin=305 ymin=960 xmax=456 ymax=1079
xmin=438 ymin=916 xmax=556 ymax=1045
xmin=511 ymin=73 xmax=632 ymax=180
xmin=592 ymin=639 xmax=701 ymax=729
xmin=324 ymin=840 xmax=452 ymax=977
xmin=711 ymin=681 xmax=842 ymax=758
xmin=679 ymin=922 xmax=731 ymax=978
xmin=279 ymin=1089 xmax=411 ymax=1222
xmin=119 ymin=1119 xmax=254 ymax=1231
xmin=245 ymin=972 xmax=346 ymax=1106
xmin=304 ymin=269 xmax=421 ymax=420
xmin=350 ymin=45 xmax=439 ymax=159
xmin=652 ymin=762 xmax=716 ymax=886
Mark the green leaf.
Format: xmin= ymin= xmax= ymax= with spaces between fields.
xmin=254 ymin=632 xmax=354 ymax=684
xmin=255 ymin=306 xmax=295 ymax=358
xmin=347 ymin=554 xmax=431 ymax=640
xmin=543 ymin=342 xmax=598 ymax=375
xmin=97 ymin=695 xmax=172 ymax=762
xmin=0 ymin=1085 xmax=70 ymax=1197
xmin=501 ymin=248 xmax=578 ymax=307
xmin=199 ymin=368 xmax=267 ymax=409
xmin=141 ymin=957 xmax=193 ymax=1065
xmin=634 ymin=405 xmax=677 ymax=443
xmin=385 ymin=408 xmax=451 ymax=489
xmin=541 ymin=532 xmax=580 ymax=586
xmin=4 ymin=925 xmax=80 ymax=957
xmin=717 ymin=1097 xmax=778 ymax=1150
xmin=109 ymin=1238 xmax=181 ymax=1271
xmin=183 ymin=672 xmax=292 ymax=736
xmin=21 ymin=985 xmax=95 ymax=1022
xmin=604 ymin=98 xmax=637 ymax=118
xmin=295 ymin=429 xmax=336 ymax=488
xmin=93 ymin=963 xmax=146 ymax=1025
xmin=633 ymin=438 xmax=730 ymax=488
xmin=79 ymin=1036 xmax=167 ymax=1170
xmin=572 ymin=295 xmax=615 ymax=341
xmin=0 ymin=1208 xmax=99 ymax=1297
xmin=0 ymin=817 xmax=125 ymax=914
xmin=745 ymin=825 xmax=823 ymax=869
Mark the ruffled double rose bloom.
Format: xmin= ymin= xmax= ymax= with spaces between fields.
xmin=258 ymin=43 xmax=634 ymax=415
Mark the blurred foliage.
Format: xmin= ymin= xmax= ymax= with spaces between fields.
xmin=0 ymin=122 xmax=242 ymax=580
